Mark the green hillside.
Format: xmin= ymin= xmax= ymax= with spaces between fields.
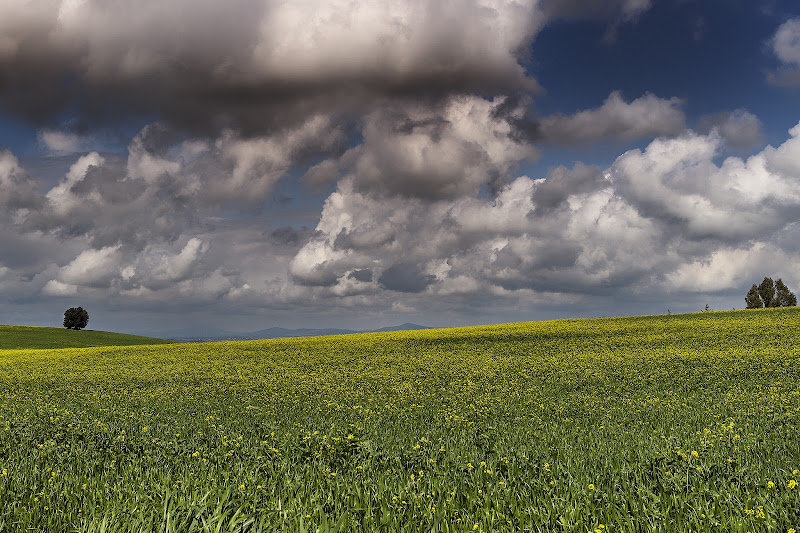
xmin=1 ymin=308 xmax=799 ymax=530
xmin=0 ymin=324 xmax=170 ymax=350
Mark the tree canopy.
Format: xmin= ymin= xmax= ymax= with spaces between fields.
xmin=745 ymin=284 xmax=762 ymax=309
xmin=776 ymin=279 xmax=798 ymax=307
xmin=63 ymin=307 xmax=89 ymax=330
xmin=747 ymin=278 xmax=796 ymax=309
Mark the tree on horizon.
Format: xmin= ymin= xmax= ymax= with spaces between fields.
xmin=63 ymin=307 xmax=89 ymax=330
xmin=746 ymin=278 xmax=796 ymax=309
xmin=758 ymin=277 xmax=777 ymax=307
xmin=745 ymin=284 xmax=762 ymax=309
xmin=776 ymin=278 xmax=797 ymax=307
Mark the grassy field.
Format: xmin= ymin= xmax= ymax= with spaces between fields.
xmin=0 ymin=309 xmax=799 ymax=532
xmin=0 ymin=325 xmax=170 ymax=350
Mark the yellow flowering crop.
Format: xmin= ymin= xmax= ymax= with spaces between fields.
xmin=1 ymin=308 xmax=800 ymax=530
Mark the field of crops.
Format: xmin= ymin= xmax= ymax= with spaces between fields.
xmin=1 ymin=309 xmax=799 ymax=532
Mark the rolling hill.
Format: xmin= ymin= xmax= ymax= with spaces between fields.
xmin=0 ymin=325 xmax=171 ymax=350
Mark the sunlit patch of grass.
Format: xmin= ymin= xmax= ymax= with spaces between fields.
xmin=0 ymin=308 xmax=799 ymax=531
xmin=0 ymin=324 xmax=170 ymax=350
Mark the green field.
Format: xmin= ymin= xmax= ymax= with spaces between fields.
xmin=0 ymin=325 xmax=170 ymax=350
xmin=1 ymin=309 xmax=799 ymax=532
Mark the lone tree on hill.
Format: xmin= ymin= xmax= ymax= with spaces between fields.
xmin=745 ymin=284 xmax=762 ymax=309
xmin=746 ymin=278 xmax=796 ymax=309
xmin=63 ymin=307 xmax=89 ymax=330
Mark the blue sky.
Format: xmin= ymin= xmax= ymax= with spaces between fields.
xmin=1 ymin=0 xmax=799 ymax=335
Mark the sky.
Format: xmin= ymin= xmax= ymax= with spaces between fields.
xmin=1 ymin=0 xmax=800 ymax=335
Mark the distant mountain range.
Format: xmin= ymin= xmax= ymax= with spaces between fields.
xmin=141 ymin=323 xmax=433 ymax=342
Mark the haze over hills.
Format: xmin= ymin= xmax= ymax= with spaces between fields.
xmin=141 ymin=323 xmax=433 ymax=342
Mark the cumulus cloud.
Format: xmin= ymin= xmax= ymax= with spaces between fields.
xmin=38 ymin=129 xmax=94 ymax=155
xmin=304 ymin=95 xmax=534 ymax=200
xmin=610 ymin=125 xmax=800 ymax=241
xmin=42 ymin=279 xmax=78 ymax=297
xmin=11 ymin=115 xmax=350 ymax=254
xmin=212 ymin=115 xmax=346 ymax=203
xmin=769 ymin=18 xmax=800 ymax=86
xmin=539 ymin=91 xmax=686 ymax=144
xmin=696 ymin=109 xmax=764 ymax=150
xmin=0 ymin=0 xmax=544 ymax=134
xmin=37 ymin=233 xmax=252 ymax=308
xmin=664 ymin=243 xmax=799 ymax=293
xmin=59 ymin=245 xmax=124 ymax=287
xmin=5 ymin=118 xmax=800 ymax=326
xmin=289 ymin=120 xmax=800 ymax=308
xmin=3 ymin=1 xmax=799 ymax=329
xmin=150 ymin=238 xmax=205 ymax=283
xmin=44 ymin=152 xmax=105 ymax=216
xmin=0 ymin=150 xmax=41 ymax=213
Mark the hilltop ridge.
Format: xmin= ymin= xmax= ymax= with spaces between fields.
xmin=0 ymin=325 xmax=171 ymax=350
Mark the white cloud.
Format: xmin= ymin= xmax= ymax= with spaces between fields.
xmin=610 ymin=125 xmax=800 ymax=240
xmin=216 ymin=115 xmax=345 ymax=202
xmin=290 ymin=119 xmax=800 ymax=306
xmin=769 ymin=18 xmax=800 ymax=86
xmin=42 ymin=279 xmax=78 ymax=296
xmin=773 ymin=18 xmax=800 ymax=67
xmin=126 ymin=125 xmax=182 ymax=182
xmin=251 ymin=0 xmax=541 ymax=89
xmin=38 ymin=130 xmax=93 ymax=155
xmin=665 ymin=243 xmax=800 ymax=294
xmin=305 ymin=95 xmax=533 ymax=200
xmin=59 ymin=245 xmax=123 ymax=287
xmin=7 ymin=117 xmax=800 ymax=323
xmin=151 ymin=238 xmax=205 ymax=282
xmin=540 ymin=91 xmax=685 ymax=144
xmin=45 ymin=152 xmax=104 ymax=215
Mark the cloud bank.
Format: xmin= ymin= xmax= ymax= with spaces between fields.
xmin=0 ymin=0 xmax=544 ymax=135
xmin=4 ymin=119 xmax=799 ymax=325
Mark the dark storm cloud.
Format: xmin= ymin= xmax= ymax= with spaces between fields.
xmin=0 ymin=0 xmax=542 ymax=136
xmin=378 ymin=263 xmax=437 ymax=293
